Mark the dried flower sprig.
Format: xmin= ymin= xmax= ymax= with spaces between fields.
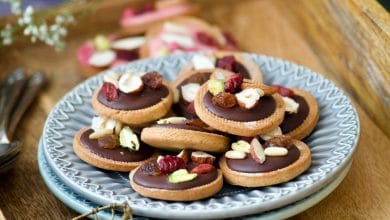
xmin=72 ymin=202 xmax=133 ymax=220
xmin=0 ymin=0 xmax=75 ymax=50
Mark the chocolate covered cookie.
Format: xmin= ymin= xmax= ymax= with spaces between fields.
xmin=141 ymin=117 xmax=230 ymax=153
xmin=92 ymin=71 xmax=173 ymax=125
xmin=194 ymin=69 xmax=285 ymax=136
xmin=219 ymin=136 xmax=311 ymax=187
xmin=130 ymin=150 xmax=223 ymax=201
xmin=73 ymin=116 xmax=158 ymax=171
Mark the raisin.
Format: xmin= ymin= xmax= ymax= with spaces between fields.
xmin=186 ymin=101 xmax=197 ymax=115
xmin=140 ymin=161 xmax=162 ymax=176
xmin=271 ymin=84 xmax=294 ymax=97
xmin=142 ymin=71 xmax=163 ymax=89
xmin=216 ymin=55 xmax=236 ymax=72
xmin=212 ymin=92 xmax=237 ymax=108
xmin=158 ymin=155 xmax=186 ymax=175
xmin=101 ymin=82 xmax=119 ymax=101
xmin=224 ymin=73 xmax=243 ymax=93
xmin=195 ymin=32 xmax=218 ymax=47
xmin=97 ymin=134 xmax=118 ymax=149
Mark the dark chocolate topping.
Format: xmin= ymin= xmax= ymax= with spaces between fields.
xmin=97 ymin=85 xmax=169 ymax=110
xmin=173 ymin=72 xmax=212 ymax=118
xmin=133 ymin=161 xmax=218 ymax=190
xmin=226 ymin=145 xmax=300 ymax=173
xmin=280 ymin=95 xmax=309 ymax=134
xmin=151 ymin=124 xmax=210 ymax=132
xmin=203 ymin=92 xmax=276 ymax=122
xmin=80 ymin=129 xmax=154 ymax=162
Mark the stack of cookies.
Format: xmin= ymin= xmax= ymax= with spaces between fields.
xmin=73 ymin=52 xmax=320 ymax=201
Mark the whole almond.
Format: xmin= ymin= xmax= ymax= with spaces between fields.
xmin=191 ymin=151 xmax=215 ymax=164
xmin=264 ymin=147 xmax=288 ymax=156
xmin=250 ymin=138 xmax=266 ymax=164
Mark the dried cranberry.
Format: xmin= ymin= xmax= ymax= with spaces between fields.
xmin=223 ymin=32 xmax=238 ymax=50
xmin=191 ymin=163 xmax=214 ymax=174
xmin=101 ymin=82 xmax=119 ymax=101
xmin=216 ymin=55 xmax=236 ymax=72
xmin=212 ymin=92 xmax=237 ymax=108
xmin=134 ymin=3 xmax=155 ymax=15
xmin=186 ymin=101 xmax=197 ymax=115
xmin=195 ymin=32 xmax=218 ymax=47
xmin=271 ymin=84 xmax=294 ymax=97
xmin=158 ymin=155 xmax=186 ymax=175
xmin=224 ymin=73 xmax=243 ymax=93
xmin=142 ymin=71 xmax=163 ymax=89
xmin=141 ymin=161 xmax=162 ymax=176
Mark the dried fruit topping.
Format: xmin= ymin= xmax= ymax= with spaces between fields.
xmin=186 ymin=101 xmax=197 ymax=115
xmin=225 ymin=150 xmax=246 ymax=159
xmin=207 ymin=79 xmax=225 ymax=96
xmin=101 ymin=82 xmax=119 ymax=101
xmin=196 ymin=32 xmax=218 ymax=47
xmin=185 ymin=119 xmax=208 ymax=128
xmin=97 ymin=134 xmax=118 ymax=149
xmin=142 ymin=71 xmax=163 ymax=89
xmin=224 ymin=73 xmax=243 ymax=93
xmin=168 ymin=169 xmax=197 ymax=183
xmin=191 ymin=163 xmax=214 ymax=174
xmin=250 ymin=138 xmax=266 ymax=164
xmin=177 ymin=149 xmax=190 ymax=163
xmin=271 ymin=84 xmax=294 ymax=97
xmin=264 ymin=135 xmax=294 ymax=148
xmin=212 ymin=92 xmax=237 ymax=108
xmin=216 ymin=55 xmax=236 ymax=72
xmin=140 ymin=161 xmax=162 ymax=176
xmin=231 ymin=140 xmax=251 ymax=153
xmin=191 ymin=151 xmax=215 ymax=164
xmin=158 ymin=155 xmax=186 ymax=175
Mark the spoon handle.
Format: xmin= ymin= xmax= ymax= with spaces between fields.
xmin=7 ymin=72 xmax=46 ymax=139
xmin=0 ymin=68 xmax=27 ymax=141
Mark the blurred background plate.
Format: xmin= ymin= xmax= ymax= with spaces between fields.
xmin=41 ymin=53 xmax=360 ymax=219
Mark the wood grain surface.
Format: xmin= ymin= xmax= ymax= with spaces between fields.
xmin=0 ymin=0 xmax=389 ymax=219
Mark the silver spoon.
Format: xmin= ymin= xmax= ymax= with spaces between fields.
xmin=0 ymin=72 xmax=46 ymax=173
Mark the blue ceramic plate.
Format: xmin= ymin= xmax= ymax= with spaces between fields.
xmin=38 ymin=139 xmax=352 ymax=219
xmin=41 ymin=53 xmax=360 ymax=219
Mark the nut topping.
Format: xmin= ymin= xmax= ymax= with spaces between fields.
xmin=264 ymin=147 xmax=288 ymax=156
xmin=119 ymin=126 xmax=140 ymax=151
xmin=192 ymin=54 xmax=215 ymax=70
xmin=157 ymin=117 xmax=187 ymax=125
xmin=177 ymin=149 xmax=190 ymax=163
xmin=89 ymin=128 xmax=113 ymax=139
xmin=88 ymin=50 xmax=116 ymax=67
xmin=265 ymin=135 xmax=294 ymax=148
xmin=212 ymin=92 xmax=237 ymax=108
xmin=282 ymin=96 xmax=299 ymax=113
xmin=231 ymin=140 xmax=251 ymax=153
xmin=250 ymin=138 xmax=266 ymax=164
xmin=235 ymin=88 xmax=263 ymax=109
xmin=103 ymin=71 xmax=120 ymax=88
xmin=191 ymin=151 xmax=215 ymax=164
xmin=118 ymin=73 xmax=144 ymax=94
xmin=97 ymin=134 xmax=118 ymax=149
xmin=181 ymin=83 xmax=200 ymax=103
xmin=225 ymin=150 xmax=246 ymax=159
xmin=260 ymin=127 xmax=282 ymax=141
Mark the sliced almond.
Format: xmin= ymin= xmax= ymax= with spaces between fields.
xmin=89 ymin=128 xmax=113 ymax=139
xmin=264 ymin=147 xmax=288 ymax=156
xmin=177 ymin=149 xmax=190 ymax=163
xmin=181 ymin=83 xmax=200 ymax=102
xmin=191 ymin=151 xmax=215 ymax=164
xmin=118 ymin=73 xmax=144 ymax=94
xmin=91 ymin=116 xmax=106 ymax=131
xmin=231 ymin=140 xmax=251 ymax=153
xmin=157 ymin=117 xmax=187 ymax=125
xmin=241 ymin=83 xmax=277 ymax=95
xmin=235 ymin=88 xmax=262 ymax=109
xmin=250 ymin=138 xmax=266 ymax=164
xmin=225 ymin=150 xmax=246 ymax=159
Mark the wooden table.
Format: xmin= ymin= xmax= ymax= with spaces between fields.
xmin=0 ymin=0 xmax=389 ymax=219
